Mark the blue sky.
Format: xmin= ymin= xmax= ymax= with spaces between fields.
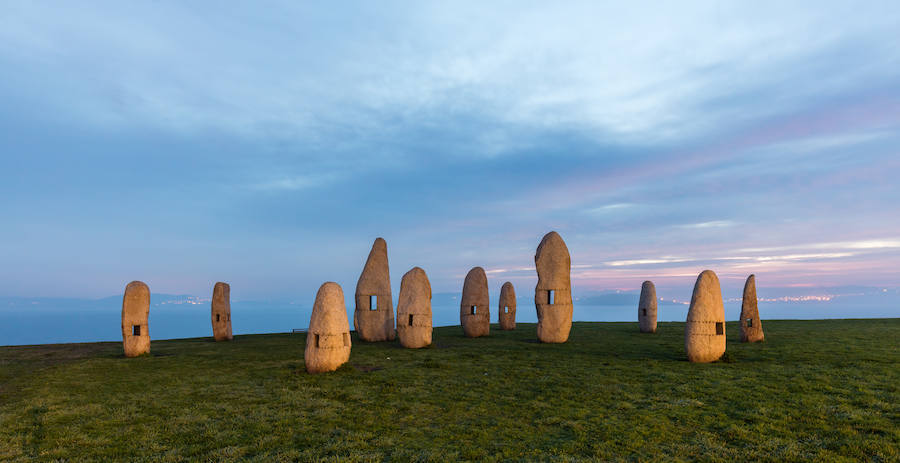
xmin=1 ymin=1 xmax=899 ymax=301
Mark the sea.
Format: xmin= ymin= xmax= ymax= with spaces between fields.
xmin=1 ymin=291 xmax=897 ymax=346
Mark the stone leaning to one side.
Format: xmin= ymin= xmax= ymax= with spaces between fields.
xmin=305 ymin=282 xmax=352 ymax=373
xmin=354 ymin=237 xmax=396 ymax=342
xmin=638 ymin=280 xmax=657 ymax=333
xmin=534 ymin=231 xmax=573 ymax=343
xmin=211 ymin=282 xmax=233 ymax=341
xmin=396 ymin=267 xmax=433 ymax=348
xmin=740 ymin=274 xmax=765 ymax=343
xmin=121 ymin=280 xmax=150 ymax=357
xmin=684 ymin=270 xmax=726 ymax=363
xmin=499 ymin=281 xmax=516 ymax=330
xmin=460 ymin=267 xmax=490 ymax=337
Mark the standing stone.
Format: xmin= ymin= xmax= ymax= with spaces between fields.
xmin=211 ymin=282 xmax=233 ymax=341
xmin=498 ymin=281 xmax=516 ymax=330
xmin=397 ymin=267 xmax=433 ymax=348
xmin=305 ymin=282 xmax=352 ymax=373
xmin=740 ymin=274 xmax=765 ymax=343
xmin=354 ymin=238 xmax=396 ymax=342
xmin=534 ymin=231 xmax=573 ymax=343
xmin=460 ymin=267 xmax=490 ymax=337
xmin=685 ymin=270 xmax=726 ymax=363
xmin=638 ymin=280 xmax=658 ymax=333
xmin=121 ymin=281 xmax=150 ymax=357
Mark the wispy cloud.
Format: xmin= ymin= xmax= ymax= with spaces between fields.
xmin=675 ymin=220 xmax=736 ymax=230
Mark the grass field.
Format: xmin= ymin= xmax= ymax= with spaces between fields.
xmin=1 ymin=319 xmax=898 ymax=462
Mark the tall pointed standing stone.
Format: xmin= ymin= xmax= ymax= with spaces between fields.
xmin=499 ymin=282 xmax=516 ymax=330
xmin=305 ymin=282 xmax=352 ymax=373
xmin=740 ymin=274 xmax=765 ymax=343
xmin=354 ymin=238 xmax=395 ymax=342
xmin=397 ymin=267 xmax=433 ymax=348
xmin=121 ymin=281 xmax=150 ymax=357
xmin=460 ymin=267 xmax=490 ymax=337
xmin=638 ymin=280 xmax=658 ymax=333
xmin=685 ymin=270 xmax=726 ymax=363
xmin=211 ymin=282 xmax=233 ymax=341
xmin=534 ymin=231 xmax=573 ymax=343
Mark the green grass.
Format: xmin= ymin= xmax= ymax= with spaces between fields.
xmin=1 ymin=319 xmax=898 ymax=462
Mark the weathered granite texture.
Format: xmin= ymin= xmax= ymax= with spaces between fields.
xmin=354 ymin=238 xmax=396 ymax=342
xmin=534 ymin=231 xmax=573 ymax=343
xmin=211 ymin=282 xmax=233 ymax=341
xmin=638 ymin=280 xmax=658 ymax=333
xmin=685 ymin=270 xmax=726 ymax=363
xmin=740 ymin=274 xmax=765 ymax=343
xmin=305 ymin=282 xmax=352 ymax=373
xmin=460 ymin=267 xmax=490 ymax=338
xmin=499 ymin=282 xmax=517 ymax=330
xmin=122 ymin=281 xmax=150 ymax=357
xmin=397 ymin=267 xmax=433 ymax=348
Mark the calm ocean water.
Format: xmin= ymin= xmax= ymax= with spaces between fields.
xmin=1 ymin=298 xmax=896 ymax=346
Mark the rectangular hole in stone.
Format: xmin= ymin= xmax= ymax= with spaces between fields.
xmin=642 ymin=309 xmax=647 ymax=316
xmin=746 ymin=318 xmax=752 ymax=327
xmin=716 ymin=322 xmax=724 ymax=335
xmin=343 ymin=333 xmax=350 ymax=346
xmin=504 ymin=306 xmax=509 ymax=314
xmin=132 ymin=325 xmax=141 ymax=336
xmin=216 ymin=314 xmax=220 ymax=322
xmin=315 ymin=334 xmax=320 ymax=348
xmin=548 ymin=290 xmax=554 ymax=305
xmin=470 ymin=306 xmax=476 ymax=315
xmin=409 ymin=314 xmax=414 ymax=326
xmin=369 ymin=295 xmax=377 ymax=311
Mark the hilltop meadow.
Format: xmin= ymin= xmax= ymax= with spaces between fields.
xmin=1 ymin=320 xmax=898 ymax=462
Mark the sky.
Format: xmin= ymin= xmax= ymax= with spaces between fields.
xmin=1 ymin=1 xmax=899 ymax=304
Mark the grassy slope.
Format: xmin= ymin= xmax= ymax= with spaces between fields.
xmin=0 ymin=319 xmax=898 ymax=462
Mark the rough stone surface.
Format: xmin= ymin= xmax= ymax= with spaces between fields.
xmin=740 ymin=274 xmax=765 ymax=343
xmin=534 ymin=231 xmax=573 ymax=343
xmin=498 ymin=282 xmax=516 ymax=330
xmin=397 ymin=267 xmax=433 ymax=348
xmin=685 ymin=270 xmax=726 ymax=363
xmin=121 ymin=281 xmax=150 ymax=357
xmin=211 ymin=282 xmax=233 ymax=342
xmin=305 ymin=282 xmax=352 ymax=373
xmin=460 ymin=267 xmax=490 ymax=337
xmin=638 ymin=280 xmax=658 ymax=333
xmin=354 ymin=237 xmax=396 ymax=342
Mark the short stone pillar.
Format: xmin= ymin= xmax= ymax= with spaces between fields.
xmin=305 ymin=282 xmax=352 ymax=373
xmin=685 ymin=270 xmax=726 ymax=363
xmin=211 ymin=282 xmax=233 ymax=341
xmin=498 ymin=282 xmax=516 ymax=330
xmin=740 ymin=274 xmax=765 ymax=343
xmin=460 ymin=267 xmax=490 ymax=337
xmin=397 ymin=267 xmax=433 ymax=348
xmin=534 ymin=231 xmax=573 ymax=343
xmin=354 ymin=238 xmax=396 ymax=342
xmin=122 ymin=281 xmax=150 ymax=357
xmin=638 ymin=280 xmax=657 ymax=333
